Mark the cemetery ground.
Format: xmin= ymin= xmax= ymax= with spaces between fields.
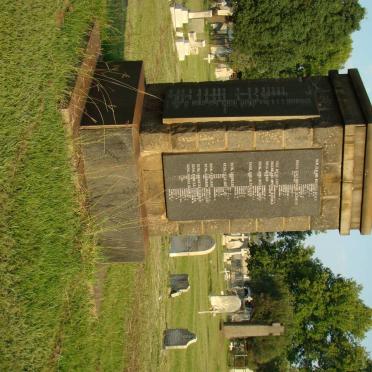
xmin=124 ymin=0 xmax=215 ymax=82
xmin=123 ymin=237 xmax=229 ymax=371
xmin=1 ymin=0 xmax=221 ymax=371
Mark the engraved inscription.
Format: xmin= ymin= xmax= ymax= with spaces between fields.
xmin=163 ymin=150 xmax=321 ymax=220
xmin=163 ymin=80 xmax=319 ymax=121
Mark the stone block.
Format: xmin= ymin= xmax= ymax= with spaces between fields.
xmin=141 ymin=131 xmax=171 ymax=152
xmin=171 ymin=124 xmax=198 ymax=151
xmin=353 ymin=125 xmax=366 ymax=185
xmin=340 ymin=181 xmax=353 ymax=235
xmin=203 ymin=220 xmax=230 ymax=234
xmin=257 ymin=217 xmax=284 ymax=232
xmin=178 ymin=222 xmax=203 ymax=235
xmin=144 ymin=199 xmax=165 ymax=216
xmin=284 ymin=122 xmax=313 ymax=149
xmin=198 ymin=123 xmax=226 ymax=151
xmin=142 ymin=170 xmax=165 ymax=205
xmin=322 ymin=143 xmax=343 ymax=164
xmin=351 ymin=187 xmax=363 ymax=229
xmin=147 ymin=216 xmax=179 ymax=235
xmin=321 ymin=163 xmax=342 ymax=197
xmin=227 ymin=123 xmax=254 ymax=151
xmin=311 ymin=197 xmax=340 ymax=230
xmin=230 ymin=219 xmax=256 ymax=233
xmin=313 ymin=124 xmax=343 ymax=147
xmin=323 ymin=163 xmax=342 ymax=183
xmin=140 ymin=153 xmax=163 ymax=171
xmin=284 ymin=216 xmax=310 ymax=231
xmin=255 ymin=124 xmax=284 ymax=150
xmin=322 ymin=181 xmax=341 ymax=198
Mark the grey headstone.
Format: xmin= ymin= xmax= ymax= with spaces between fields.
xmin=169 ymin=235 xmax=216 ymax=257
xmin=170 ymin=274 xmax=190 ymax=297
xmin=163 ymin=329 xmax=197 ymax=349
xmin=163 ymin=150 xmax=322 ymax=220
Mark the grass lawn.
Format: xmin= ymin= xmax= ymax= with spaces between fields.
xmin=0 ymin=1 xmax=141 ymax=370
xmin=121 ymin=2 xmax=228 ymax=370
xmin=121 ymin=237 xmax=229 ymax=372
xmin=1 ymin=0 xmax=223 ymax=370
xmin=124 ymin=0 xmax=214 ymax=82
xmin=165 ymin=237 xmax=229 ymax=372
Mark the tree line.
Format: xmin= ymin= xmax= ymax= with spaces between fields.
xmin=232 ymin=0 xmax=365 ymax=78
xmin=244 ymin=232 xmax=372 ymax=371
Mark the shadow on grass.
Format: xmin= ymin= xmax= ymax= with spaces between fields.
xmin=102 ymin=0 xmax=127 ymax=61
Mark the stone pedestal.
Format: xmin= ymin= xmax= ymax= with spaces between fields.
xmin=223 ymin=322 xmax=284 ymax=339
xmin=139 ymin=71 xmax=372 ymax=236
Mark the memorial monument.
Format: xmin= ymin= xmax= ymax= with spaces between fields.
xmin=139 ymin=70 xmax=372 ymax=237
xmin=64 ymin=24 xmax=372 ymax=262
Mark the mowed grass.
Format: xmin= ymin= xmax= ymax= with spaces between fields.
xmin=165 ymin=237 xmax=229 ymax=372
xmin=1 ymin=0 xmax=222 ymax=370
xmin=120 ymin=237 xmax=229 ymax=372
xmin=0 ymin=1 xmax=141 ymax=370
xmin=122 ymin=237 xmax=170 ymax=372
xmin=124 ymin=0 xmax=213 ymax=83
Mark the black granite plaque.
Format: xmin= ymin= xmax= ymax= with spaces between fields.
xmin=163 ymin=150 xmax=321 ymax=220
xmin=163 ymin=80 xmax=319 ymax=124
xmin=81 ymin=61 xmax=143 ymax=126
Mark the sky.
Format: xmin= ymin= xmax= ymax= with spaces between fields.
xmin=307 ymin=0 xmax=372 ymax=354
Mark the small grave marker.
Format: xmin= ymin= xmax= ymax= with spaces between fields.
xmin=170 ymin=274 xmax=190 ymax=297
xmin=163 ymin=329 xmax=197 ymax=349
xmin=169 ymin=235 xmax=216 ymax=257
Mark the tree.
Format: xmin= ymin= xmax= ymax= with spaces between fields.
xmin=246 ymin=274 xmax=294 ymax=366
xmin=247 ymin=232 xmax=372 ymax=370
xmin=232 ymin=0 xmax=365 ymax=78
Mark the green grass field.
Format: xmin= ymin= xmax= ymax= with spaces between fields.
xmin=166 ymin=238 xmax=229 ymax=372
xmin=1 ymin=0 xmax=223 ymax=370
xmin=120 ymin=237 xmax=229 ymax=372
xmin=0 ymin=1 xmax=141 ymax=370
xmin=0 ymin=1 xmax=107 ymax=370
xmin=124 ymin=0 xmax=214 ymax=82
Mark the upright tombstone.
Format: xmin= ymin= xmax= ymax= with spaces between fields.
xmin=139 ymin=70 xmax=372 ymax=236
xmin=169 ymin=235 xmax=216 ymax=257
xmin=170 ymin=274 xmax=190 ymax=297
xmin=163 ymin=329 xmax=197 ymax=350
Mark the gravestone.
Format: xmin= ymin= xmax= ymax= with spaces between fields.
xmin=169 ymin=235 xmax=216 ymax=257
xmin=163 ymin=329 xmax=197 ymax=349
xmin=170 ymin=274 xmax=190 ymax=297
xmin=209 ymin=295 xmax=242 ymax=313
xmin=139 ymin=69 xmax=372 ymax=236
xmin=73 ymin=54 xmax=372 ymax=263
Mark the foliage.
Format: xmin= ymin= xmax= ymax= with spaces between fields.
xmin=244 ymin=273 xmax=294 ymax=367
xmin=232 ymin=0 xmax=365 ymax=78
xmin=247 ymin=232 xmax=372 ymax=370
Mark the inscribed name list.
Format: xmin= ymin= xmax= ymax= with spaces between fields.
xmin=163 ymin=80 xmax=319 ymax=123
xmin=163 ymin=150 xmax=321 ymax=220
